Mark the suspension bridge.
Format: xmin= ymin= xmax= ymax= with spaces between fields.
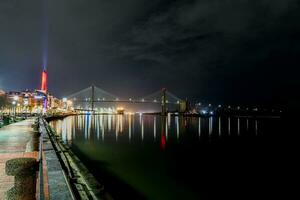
xmin=65 ymin=85 xmax=187 ymax=115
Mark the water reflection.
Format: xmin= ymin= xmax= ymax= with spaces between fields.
xmin=48 ymin=115 xmax=280 ymax=200
xmin=160 ymin=116 xmax=167 ymax=150
xmin=129 ymin=115 xmax=132 ymax=142
xmin=237 ymin=118 xmax=240 ymax=135
xmin=218 ymin=117 xmax=221 ymax=136
xmin=176 ymin=116 xmax=179 ymax=139
xmin=50 ymin=115 xmax=263 ymax=147
xmin=209 ymin=117 xmax=213 ymax=136
xmin=153 ymin=116 xmax=156 ymax=140
xmin=228 ymin=117 xmax=231 ymax=135
xmin=141 ymin=117 xmax=144 ymax=141
xmin=198 ymin=117 xmax=201 ymax=138
xmin=255 ymin=120 xmax=258 ymax=135
xmin=246 ymin=119 xmax=249 ymax=131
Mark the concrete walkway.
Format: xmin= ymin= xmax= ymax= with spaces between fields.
xmin=0 ymin=118 xmax=38 ymax=199
xmin=40 ymin=120 xmax=74 ymax=200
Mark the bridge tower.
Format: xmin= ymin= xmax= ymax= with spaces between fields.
xmin=161 ymin=88 xmax=167 ymax=116
xmin=91 ymin=85 xmax=95 ymax=112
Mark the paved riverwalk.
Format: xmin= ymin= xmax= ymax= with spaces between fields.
xmin=39 ymin=119 xmax=74 ymax=200
xmin=0 ymin=118 xmax=39 ymax=199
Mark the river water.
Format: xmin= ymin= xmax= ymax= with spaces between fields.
xmin=50 ymin=114 xmax=282 ymax=199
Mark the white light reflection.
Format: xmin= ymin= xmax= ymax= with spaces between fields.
xmin=228 ymin=117 xmax=231 ymax=135
xmin=108 ymin=115 xmax=112 ymax=131
xmin=246 ymin=119 xmax=249 ymax=131
xmin=165 ymin=117 xmax=168 ymax=140
xmin=96 ymin=116 xmax=100 ymax=140
xmin=100 ymin=115 xmax=104 ymax=141
xmin=168 ymin=113 xmax=171 ymax=128
xmin=72 ymin=117 xmax=76 ymax=140
xmin=84 ymin=115 xmax=88 ymax=140
xmin=237 ymin=118 xmax=240 ymax=135
xmin=154 ymin=116 xmax=157 ymax=140
xmin=120 ymin=115 xmax=123 ymax=133
xmin=198 ymin=117 xmax=201 ymax=138
xmin=176 ymin=116 xmax=179 ymax=139
xmin=67 ymin=118 xmax=72 ymax=142
xmin=141 ymin=116 xmax=144 ymax=141
xmin=62 ymin=119 xmax=67 ymax=142
xmin=218 ymin=117 xmax=221 ymax=136
xmin=88 ymin=115 xmax=91 ymax=140
xmin=255 ymin=120 xmax=258 ymax=135
xmin=129 ymin=115 xmax=132 ymax=142
xmin=209 ymin=117 xmax=213 ymax=136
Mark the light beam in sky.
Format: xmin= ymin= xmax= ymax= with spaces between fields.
xmin=42 ymin=0 xmax=48 ymax=70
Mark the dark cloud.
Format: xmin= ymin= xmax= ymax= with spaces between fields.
xmin=0 ymin=0 xmax=299 ymax=108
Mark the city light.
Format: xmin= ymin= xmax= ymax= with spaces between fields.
xmin=201 ymin=110 xmax=207 ymax=114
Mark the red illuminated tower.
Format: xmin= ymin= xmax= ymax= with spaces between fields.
xmin=41 ymin=70 xmax=48 ymax=93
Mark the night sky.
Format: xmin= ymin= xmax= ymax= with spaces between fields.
xmin=0 ymin=0 xmax=299 ymax=108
